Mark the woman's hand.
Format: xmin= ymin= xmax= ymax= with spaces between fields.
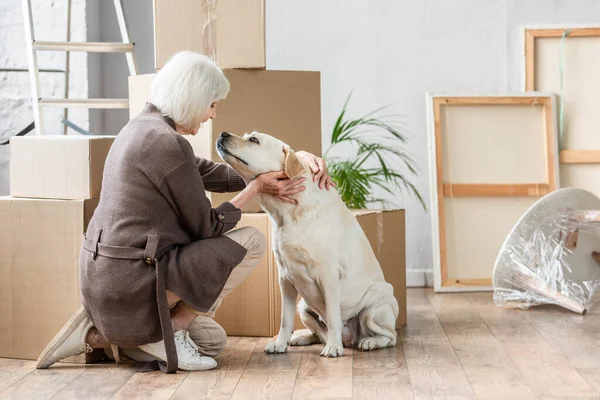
xmin=230 ymin=171 xmax=306 ymax=209
xmin=295 ymin=151 xmax=336 ymax=190
xmin=252 ymin=171 xmax=307 ymax=204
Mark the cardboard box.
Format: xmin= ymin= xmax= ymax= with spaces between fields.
xmin=212 ymin=214 xmax=276 ymax=336
xmin=0 ymin=196 xmax=98 ymax=361
xmin=154 ymin=0 xmax=265 ymax=69
xmin=352 ymin=209 xmax=408 ymax=329
xmin=10 ymin=135 xmax=115 ymax=200
xmin=129 ymin=70 xmax=322 ymax=212
xmin=214 ymin=210 xmax=407 ymax=337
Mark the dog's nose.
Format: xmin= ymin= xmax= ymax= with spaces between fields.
xmin=220 ymin=132 xmax=230 ymax=138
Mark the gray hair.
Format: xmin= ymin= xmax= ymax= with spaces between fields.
xmin=149 ymin=51 xmax=230 ymax=130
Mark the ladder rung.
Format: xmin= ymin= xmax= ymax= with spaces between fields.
xmin=33 ymin=41 xmax=134 ymax=53
xmin=0 ymin=67 xmax=65 ymax=73
xmin=39 ymin=98 xmax=129 ymax=109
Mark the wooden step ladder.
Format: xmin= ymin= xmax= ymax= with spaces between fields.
xmin=22 ymin=0 xmax=138 ymax=135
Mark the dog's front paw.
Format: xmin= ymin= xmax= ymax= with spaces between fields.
xmin=265 ymin=340 xmax=288 ymax=354
xmin=320 ymin=343 xmax=344 ymax=358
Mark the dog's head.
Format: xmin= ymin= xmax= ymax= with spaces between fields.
xmin=216 ymin=131 xmax=306 ymax=182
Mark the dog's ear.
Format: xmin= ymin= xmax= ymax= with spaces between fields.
xmin=283 ymin=146 xmax=306 ymax=179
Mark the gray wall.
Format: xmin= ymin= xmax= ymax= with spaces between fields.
xmin=97 ymin=0 xmax=154 ymax=134
xmin=0 ymin=0 xmax=89 ymax=195
xmin=0 ymin=0 xmax=154 ymax=195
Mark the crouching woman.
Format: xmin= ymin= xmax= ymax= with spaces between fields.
xmin=35 ymin=51 xmax=333 ymax=372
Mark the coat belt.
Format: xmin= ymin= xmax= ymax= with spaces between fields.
xmin=83 ymin=229 xmax=178 ymax=374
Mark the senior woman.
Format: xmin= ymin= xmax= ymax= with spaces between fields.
xmin=36 ymin=51 xmax=333 ymax=373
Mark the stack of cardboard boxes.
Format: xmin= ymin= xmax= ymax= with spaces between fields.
xmin=1 ymin=135 xmax=114 ymax=361
xmin=0 ymin=0 xmax=407 ymax=364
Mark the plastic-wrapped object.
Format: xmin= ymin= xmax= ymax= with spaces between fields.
xmin=493 ymin=188 xmax=600 ymax=314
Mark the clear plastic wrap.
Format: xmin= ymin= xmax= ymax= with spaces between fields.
xmin=493 ymin=188 xmax=600 ymax=314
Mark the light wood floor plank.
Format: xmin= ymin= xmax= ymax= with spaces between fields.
xmin=352 ymin=341 xmax=413 ymax=400
xmin=3 ymin=289 xmax=600 ymax=399
xmin=292 ymin=344 xmax=353 ymax=399
xmin=401 ymin=290 xmax=461 ymax=369
xmin=408 ymin=366 xmax=474 ymax=399
xmin=536 ymin=397 xmax=594 ymax=400
xmin=51 ymin=364 xmax=135 ymax=400
xmin=575 ymin=315 xmax=600 ymax=342
xmin=401 ymin=336 xmax=462 ymax=368
xmin=232 ymin=337 xmax=303 ymax=400
xmin=464 ymin=292 xmax=597 ymax=398
xmin=500 ymin=342 xmax=596 ymax=398
xmin=577 ymin=368 xmax=600 ymax=394
xmin=429 ymin=292 xmax=536 ymax=399
xmin=404 ymin=288 xmax=451 ymax=339
xmin=111 ymin=369 xmax=188 ymax=400
xmin=525 ymin=307 xmax=600 ymax=369
xmin=0 ymin=366 xmax=84 ymax=400
xmin=402 ymin=289 xmax=476 ymax=399
xmin=0 ymin=359 xmax=36 ymax=393
xmin=172 ymin=337 xmax=258 ymax=400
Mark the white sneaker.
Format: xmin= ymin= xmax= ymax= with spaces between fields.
xmin=36 ymin=305 xmax=94 ymax=369
xmin=139 ymin=330 xmax=217 ymax=371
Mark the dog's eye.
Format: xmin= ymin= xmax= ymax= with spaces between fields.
xmin=249 ymin=137 xmax=260 ymax=145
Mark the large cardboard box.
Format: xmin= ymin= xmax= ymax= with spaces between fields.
xmin=154 ymin=0 xmax=265 ymax=69
xmin=0 ymin=197 xmax=98 ymax=361
xmin=214 ymin=210 xmax=407 ymax=337
xmin=129 ymin=70 xmax=322 ymax=212
xmin=212 ymin=214 xmax=275 ymax=335
xmin=10 ymin=135 xmax=115 ymax=200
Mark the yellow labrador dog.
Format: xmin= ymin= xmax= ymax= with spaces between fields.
xmin=216 ymin=131 xmax=399 ymax=357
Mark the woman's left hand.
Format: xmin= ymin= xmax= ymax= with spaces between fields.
xmin=295 ymin=151 xmax=336 ymax=190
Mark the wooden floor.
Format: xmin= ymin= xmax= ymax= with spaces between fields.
xmin=2 ymin=288 xmax=600 ymax=399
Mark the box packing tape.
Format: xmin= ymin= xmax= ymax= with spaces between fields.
xmin=203 ymin=0 xmax=218 ymax=62
xmin=376 ymin=212 xmax=384 ymax=255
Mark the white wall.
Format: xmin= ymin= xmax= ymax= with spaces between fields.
xmin=0 ymin=0 xmax=89 ymax=195
xmin=87 ymin=0 xmax=102 ymax=134
xmin=0 ymin=0 xmax=153 ymax=195
xmin=265 ymin=0 xmax=600 ymax=286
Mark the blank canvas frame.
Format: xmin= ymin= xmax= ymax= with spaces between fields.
xmin=428 ymin=94 xmax=559 ymax=292
xmin=525 ymin=27 xmax=600 ymax=198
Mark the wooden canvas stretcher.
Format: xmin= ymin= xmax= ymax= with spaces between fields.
xmin=525 ymin=27 xmax=600 ymax=198
xmin=427 ymin=94 xmax=559 ymax=292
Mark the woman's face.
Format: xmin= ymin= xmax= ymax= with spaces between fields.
xmin=202 ymin=101 xmax=219 ymax=123
xmin=177 ymin=101 xmax=219 ymax=136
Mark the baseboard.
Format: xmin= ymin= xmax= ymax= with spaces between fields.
xmin=407 ymin=269 xmax=434 ymax=288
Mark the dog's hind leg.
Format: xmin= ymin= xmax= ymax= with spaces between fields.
xmin=357 ymin=291 xmax=398 ymax=351
xmin=290 ymin=298 xmax=325 ymax=346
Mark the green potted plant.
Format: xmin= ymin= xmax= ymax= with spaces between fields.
xmin=324 ymin=93 xmax=425 ymax=210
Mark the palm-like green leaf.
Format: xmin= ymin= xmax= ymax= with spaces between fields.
xmin=325 ymin=92 xmax=426 ymax=211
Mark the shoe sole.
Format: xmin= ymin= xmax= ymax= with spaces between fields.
xmin=138 ymin=345 xmax=218 ymax=371
xmin=36 ymin=305 xmax=88 ymax=369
